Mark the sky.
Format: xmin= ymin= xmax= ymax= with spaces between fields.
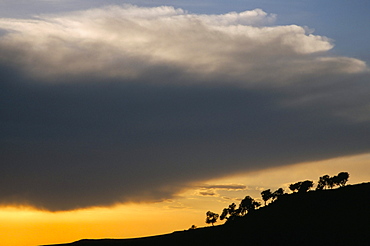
xmin=0 ymin=1 xmax=369 ymax=245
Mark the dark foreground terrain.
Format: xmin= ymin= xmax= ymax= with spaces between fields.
xmin=44 ymin=182 xmax=370 ymax=246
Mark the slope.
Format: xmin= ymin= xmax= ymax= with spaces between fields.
xmin=44 ymin=182 xmax=370 ymax=246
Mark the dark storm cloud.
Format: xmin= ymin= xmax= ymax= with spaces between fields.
xmin=1 ymin=64 xmax=369 ymax=211
xmin=0 ymin=5 xmax=369 ymax=211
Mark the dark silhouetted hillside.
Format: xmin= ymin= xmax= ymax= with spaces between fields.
xmin=43 ymin=182 xmax=370 ymax=246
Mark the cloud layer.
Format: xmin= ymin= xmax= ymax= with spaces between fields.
xmin=0 ymin=5 xmax=365 ymax=83
xmin=0 ymin=5 xmax=369 ymax=211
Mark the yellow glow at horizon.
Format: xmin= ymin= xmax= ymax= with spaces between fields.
xmin=0 ymin=204 xmax=204 ymax=246
xmin=1 ymin=153 xmax=369 ymax=246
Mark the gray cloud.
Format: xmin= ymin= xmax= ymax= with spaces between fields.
xmin=0 ymin=5 xmax=369 ymax=211
xmin=198 ymin=184 xmax=247 ymax=191
xmin=198 ymin=191 xmax=217 ymax=197
xmin=196 ymin=184 xmax=247 ymax=197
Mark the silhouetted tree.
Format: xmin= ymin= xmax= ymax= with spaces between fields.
xmin=333 ymin=172 xmax=349 ymax=187
xmin=220 ymin=208 xmax=229 ymax=221
xmin=239 ymin=196 xmax=261 ymax=215
xmin=189 ymin=225 xmax=197 ymax=230
xmin=271 ymin=188 xmax=284 ymax=201
xmin=289 ymin=182 xmax=301 ymax=193
xmin=327 ymin=177 xmax=335 ymax=189
xmin=261 ymin=189 xmax=272 ymax=206
xmin=316 ymin=175 xmax=331 ymax=190
xmin=205 ymin=211 xmax=219 ymax=226
xmin=220 ymin=203 xmax=238 ymax=221
xmin=290 ymin=181 xmax=313 ymax=193
xmin=317 ymin=172 xmax=349 ymax=190
xmin=254 ymin=201 xmax=261 ymax=209
xmin=228 ymin=203 xmax=237 ymax=214
xmin=298 ymin=180 xmax=313 ymax=193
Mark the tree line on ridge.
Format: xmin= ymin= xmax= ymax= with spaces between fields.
xmin=204 ymin=172 xmax=349 ymax=226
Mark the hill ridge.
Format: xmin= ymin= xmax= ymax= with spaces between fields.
xmin=43 ymin=182 xmax=370 ymax=246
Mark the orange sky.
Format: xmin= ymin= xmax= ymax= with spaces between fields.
xmin=1 ymin=153 xmax=369 ymax=246
xmin=1 ymin=4 xmax=370 ymax=246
